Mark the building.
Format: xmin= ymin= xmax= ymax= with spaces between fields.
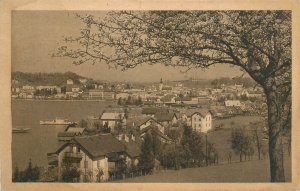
xmin=36 ymin=86 xmax=61 ymax=93
xmin=57 ymin=127 xmax=87 ymax=141
xmin=88 ymin=89 xmax=103 ymax=99
xmin=126 ymin=116 xmax=165 ymax=134
xmin=183 ymin=109 xmax=212 ymax=133
xmin=22 ymin=85 xmax=35 ymax=90
xmin=53 ymin=134 xmax=127 ymax=182
xmin=154 ymin=112 xmax=178 ymax=126
xmin=139 ymin=125 xmax=171 ymax=143
xmin=99 ymin=112 xmax=126 ymax=132
xmin=67 ymin=79 xmax=74 ymax=85
xmin=103 ymin=91 xmax=115 ymax=100
xmin=225 ymin=100 xmax=241 ymax=107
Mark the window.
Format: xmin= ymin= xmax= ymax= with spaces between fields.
xmin=84 ymin=160 xmax=88 ymax=168
xmin=97 ymin=160 xmax=100 ymax=168
xmin=77 ymin=147 xmax=80 ymax=153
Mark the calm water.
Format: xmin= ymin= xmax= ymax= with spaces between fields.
xmin=12 ymin=99 xmax=115 ymax=171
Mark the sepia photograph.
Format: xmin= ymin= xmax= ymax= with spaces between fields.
xmin=10 ymin=10 xmax=292 ymax=183
xmin=1 ymin=1 xmax=300 ymax=190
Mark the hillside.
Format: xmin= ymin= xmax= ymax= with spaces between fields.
xmin=11 ymin=71 xmax=89 ymax=86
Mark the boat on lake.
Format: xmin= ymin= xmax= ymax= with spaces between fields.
xmin=40 ymin=118 xmax=77 ymax=125
xmin=12 ymin=128 xmax=32 ymax=133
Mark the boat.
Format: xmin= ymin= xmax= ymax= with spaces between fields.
xmin=40 ymin=118 xmax=77 ymax=125
xmin=12 ymin=128 xmax=31 ymax=133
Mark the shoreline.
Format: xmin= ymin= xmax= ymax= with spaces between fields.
xmin=11 ymin=99 xmax=115 ymax=102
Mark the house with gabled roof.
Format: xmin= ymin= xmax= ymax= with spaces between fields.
xmin=99 ymin=111 xmax=126 ymax=132
xmin=154 ymin=112 xmax=178 ymax=126
xmin=182 ymin=109 xmax=212 ymax=133
xmin=126 ymin=116 xmax=165 ymax=134
xmin=52 ymin=134 xmax=140 ymax=182
xmin=139 ymin=125 xmax=171 ymax=143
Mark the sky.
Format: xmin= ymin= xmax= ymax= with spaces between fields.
xmin=12 ymin=11 xmax=245 ymax=82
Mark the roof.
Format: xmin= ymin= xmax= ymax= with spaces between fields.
xmin=139 ymin=125 xmax=171 ymax=142
xmin=54 ymin=134 xmax=126 ymax=159
xmin=57 ymin=132 xmax=78 ymax=137
xmin=74 ymin=134 xmax=126 ymax=158
xmin=154 ymin=112 xmax=177 ymax=122
xmin=66 ymin=127 xmax=86 ymax=134
xmin=126 ymin=116 xmax=153 ymax=128
xmin=185 ymin=109 xmax=211 ymax=117
xmin=100 ymin=112 xmax=124 ymax=120
xmin=122 ymin=141 xmax=141 ymax=158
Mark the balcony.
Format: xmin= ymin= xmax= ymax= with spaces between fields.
xmin=63 ymin=152 xmax=82 ymax=163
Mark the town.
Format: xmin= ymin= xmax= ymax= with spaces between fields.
xmin=11 ymin=72 xmax=276 ymax=183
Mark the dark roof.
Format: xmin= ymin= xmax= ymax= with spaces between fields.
xmin=73 ymin=134 xmax=126 ymax=159
xmin=122 ymin=141 xmax=141 ymax=158
xmin=154 ymin=112 xmax=177 ymax=122
xmin=57 ymin=132 xmax=78 ymax=137
xmin=139 ymin=125 xmax=171 ymax=142
xmin=75 ymin=134 xmax=125 ymax=157
xmin=126 ymin=116 xmax=153 ymax=128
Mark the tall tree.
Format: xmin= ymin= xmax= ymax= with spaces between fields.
xmin=55 ymin=11 xmax=291 ymax=182
xmin=139 ymin=132 xmax=155 ymax=174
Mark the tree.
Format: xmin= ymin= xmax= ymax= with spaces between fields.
xmin=55 ymin=11 xmax=291 ymax=182
xmin=150 ymin=129 xmax=163 ymax=158
xmin=251 ymin=122 xmax=263 ymax=160
xmin=231 ymin=128 xmax=254 ymax=162
xmin=102 ymin=122 xmax=111 ymax=133
xmin=13 ymin=160 xmax=41 ymax=182
xmin=62 ymin=167 xmax=81 ymax=182
xmin=139 ymin=132 xmax=155 ymax=174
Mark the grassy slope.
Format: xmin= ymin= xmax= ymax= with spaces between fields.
xmin=117 ymin=157 xmax=291 ymax=182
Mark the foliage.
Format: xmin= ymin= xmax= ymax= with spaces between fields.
xmin=62 ymin=167 xmax=81 ymax=182
xmin=12 ymin=71 xmax=87 ymax=86
xmin=101 ymin=122 xmax=111 ymax=133
xmin=118 ymin=96 xmax=143 ymax=106
xmin=139 ymin=132 xmax=155 ymax=174
xmin=181 ymin=125 xmax=205 ymax=167
xmin=231 ymin=128 xmax=254 ymax=162
xmin=12 ymin=160 xmax=40 ymax=182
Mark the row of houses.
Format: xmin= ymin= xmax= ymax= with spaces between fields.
xmin=49 ymin=106 xmax=213 ymax=182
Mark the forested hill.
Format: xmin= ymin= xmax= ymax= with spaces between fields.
xmin=11 ymin=71 xmax=89 ymax=86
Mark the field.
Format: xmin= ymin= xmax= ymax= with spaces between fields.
xmin=213 ymin=115 xmax=265 ymax=129
xmin=117 ymin=157 xmax=291 ymax=183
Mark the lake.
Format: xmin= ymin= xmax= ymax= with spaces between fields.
xmin=11 ymin=99 xmax=115 ymax=171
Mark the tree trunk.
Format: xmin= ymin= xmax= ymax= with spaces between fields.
xmin=266 ymin=88 xmax=286 ymax=182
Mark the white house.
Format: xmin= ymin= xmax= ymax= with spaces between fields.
xmin=67 ymin=79 xmax=74 ymax=85
xmin=99 ymin=112 xmax=126 ymax=131
xmin=183 ymin=109 xmax=212 ymax=133
xmin=225 ymin=100 xmax=241 ymax=107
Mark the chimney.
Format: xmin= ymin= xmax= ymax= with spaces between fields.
xmin=124 ymin=134 xmax=129 ymax=142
